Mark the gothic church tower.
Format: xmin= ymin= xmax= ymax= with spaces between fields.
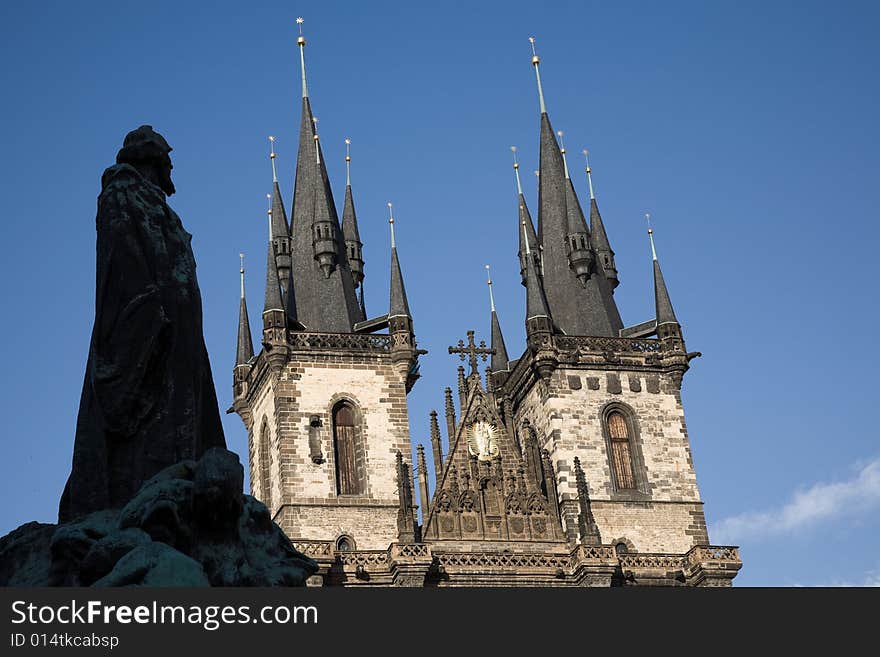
xmin=231 ymin=25 xmax=421 ymax=555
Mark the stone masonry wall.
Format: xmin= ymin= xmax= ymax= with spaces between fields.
xmin=248 ymin=351 xmax=413 ymax=550
xmin=515 ymin=366 xmax=706 ymax=554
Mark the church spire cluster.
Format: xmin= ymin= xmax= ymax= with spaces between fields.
xmin=234 ymin=17 xmax=416 ymax=344
xmin=229 ymin=26 xmax=737 ymax=588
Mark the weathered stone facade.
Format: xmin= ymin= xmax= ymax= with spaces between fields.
xmin=234 ymin=338 xmax=414 ymax=550
xmin=514 ymin=365 xmax=707 ymax=555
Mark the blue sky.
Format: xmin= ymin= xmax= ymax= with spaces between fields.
xmin=1 ymin=1 xmax=878 ymax=586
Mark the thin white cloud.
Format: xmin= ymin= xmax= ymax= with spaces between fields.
xmin=795 ymin=568 xmax=880 ymax=588
xmin=712 ymin=458 xmax=880 ymax=545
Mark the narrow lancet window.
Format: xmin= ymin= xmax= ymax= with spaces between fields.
xmin=607 ymin=411 xmax=636 ymax=490
xmin=333 ymin=402 xmax=363 ymax=495
xmin=259 ymin=419 xmax=272 ymax=505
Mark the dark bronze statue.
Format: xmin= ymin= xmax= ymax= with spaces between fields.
xmin=59 ymin=126 xmax=226 ymax=523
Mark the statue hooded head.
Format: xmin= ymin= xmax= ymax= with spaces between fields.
xmin=116 ymin=125 xmax=176 ymax=196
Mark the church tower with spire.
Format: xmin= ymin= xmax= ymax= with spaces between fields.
xmin=231 ymin=25 xmax=740 ymax=586
xmin=230 ymin=20 xmax=422 ymax=565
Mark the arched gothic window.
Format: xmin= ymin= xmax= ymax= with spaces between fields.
xmin=607 ymin=411 xmax=636 ymax=490
xmin=333 ymin=402 xmax=364 ymax=495
xmin=259 ymin=418 xmax=272 ymax=506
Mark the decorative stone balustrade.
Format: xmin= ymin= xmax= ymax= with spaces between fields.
xmin=288 ymin=332 xmax=393 ymax=352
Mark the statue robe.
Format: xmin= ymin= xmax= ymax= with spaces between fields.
xmin=59 ymin=163 xmax=226 ymax=522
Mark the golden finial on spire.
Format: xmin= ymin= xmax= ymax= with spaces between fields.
xmin=296 ymin=17 xmax=308 ymax=98
xmin=645 ymin=212 xmax=657 ymax=261
xmin=268 ymin=135 xmax=278 ymax=183
xmin=528 ymin=36 xmax=547 ymax=114
xmin=557 ymin=130 xmax=570 ymax=179
xmin=345 ymin=137 xmax=352 ymax=186
xmin=582 ymin=149 xmax=595 ymax=200
xmin=510 ymin=146 xmax=524 ymax=195
xmin=534 ymin=169 xmax=540 ymax=179
xmin=388 ymin=202 xmax=396 ymax=248
xmin=239 ymin=253 xmax=246 ymax=299
xmin=486 ymin=264 xmax=496 ymax=312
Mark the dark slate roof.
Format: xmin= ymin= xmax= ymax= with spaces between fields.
xmin=341 ymin=184 xmax=361 ymax=243
xmin=536 ymin=112 xmax=622 ymax=336
xmin=287 ymin=97 xmax=361 ymax=332
xmin=263 ymin=239 xmax=284 ymax=313
xmin=270 ymin=181 xmax=289 ymax=238
xmin=490 ymin=310 xmax=510 ymax=371
xmin=235 ymin=295 xmax=254 ymax=367
xmin=653 ymin=259 xmax=678 ymax=325
xmin=389 ymin=245 xmax=411 ymax=318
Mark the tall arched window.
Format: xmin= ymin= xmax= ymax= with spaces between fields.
xmin=333 ymin=402 xmax=364 ymax=495
xmin=259 ymin=418 xmax=272 ymax=506
xmin=607 ymin=411 xmax=636 ymax=490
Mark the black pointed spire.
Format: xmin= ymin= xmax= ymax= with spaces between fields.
xmin=342 ymin=139 xmax=365 ymax=304
xmin=584 ymin=150 xmax=619 ymax=289
xmin=511 ymin=146 xmax=541 ymax=287
xmin=558 ymin=131 xmax=595 ymax=288
xmin=388 ymin=204 xmax=411 ymax=319
xmin=523 ymin=218 xmax=551 ymax=322
xmin=236 ymin=254 xmax=254 ymax=367
xmin=268 ymin=137 xmax=292 ymax=300
xmin=485 ymin=265 xmax=510 ymax=372
xmin=647 ymin=215 xmax=678 ymax=326
xmin=287 ymin=24 xmax=361 ymax=332
xmin=530 ymin=39 xmax=622 ymax=337
xmin=263 ymin=214 xmax=284 ymax=314
xmin=654 ymin=260 xmax=678 ymax=326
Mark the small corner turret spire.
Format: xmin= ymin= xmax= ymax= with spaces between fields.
xmin=529 ymin=36 xmax=547 ymax=114
xmin=486 ymin=265 xmax=510 ymax=373
xmin=341 ymin=138 xmax=365 ymax=303
xmin=263 ymin=194 xmax=284 ymax=314
xmin=296 ymin=17 xmax=308 ymax=98
xmin=388 ymin=202 xmax=411 ymax=319
xmin=561 ymin=129 xmax=594 ymax=288
xmin=513 ymin=146 xmax=541 ymax=287
xmin=583 ymin=149 xmax=595 ymax=200
xmin=583 ymin=150 xmax=618 ymax=289
xmin=523 ymin=219 xmax=551 ymax=322
xmin=235 ymin=253 xmax=254 ymax=369
xmin=387 ymin=201 xmax=419 ymax=390
xmin=267 ymin=140 xmax=292 ymax=294
xmin=646 ymin=212 xmax=680 ymax=332
xmin=269 ymin=135 xmax=278 ymax=183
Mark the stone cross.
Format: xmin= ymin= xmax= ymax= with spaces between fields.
xmin=448 ymin=330 xmax=495 ymax=375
